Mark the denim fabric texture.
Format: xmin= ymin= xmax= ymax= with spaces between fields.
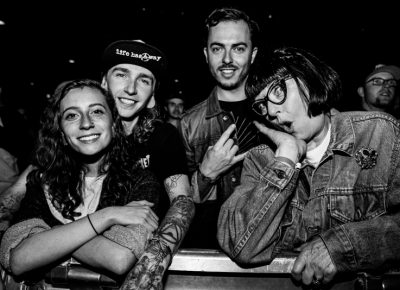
xmin=218 ymin=111 xmax=400 ymax=273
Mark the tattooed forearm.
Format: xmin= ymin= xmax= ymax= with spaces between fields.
xmin=154 ymin=195 xmax=195 ymax=255
xmin=119 ymin=195 xmax=195 ymax=290
xmin=164 ymin=174 xmax=182 ymax=194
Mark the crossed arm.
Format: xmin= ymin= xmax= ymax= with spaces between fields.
xmin=119 ymin=174 xmax=195 ymax=290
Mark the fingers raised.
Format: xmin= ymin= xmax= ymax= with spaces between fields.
xmin=214 ymin=124 xmax=236 ymax=150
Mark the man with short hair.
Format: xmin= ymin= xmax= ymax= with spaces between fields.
xmin=164 ymin=93 xmax=185 ymax=128
xmin=357 ymin=64 xmax=400 ymax=117
xmin=179 ymin=7 xmax=263 ymax=248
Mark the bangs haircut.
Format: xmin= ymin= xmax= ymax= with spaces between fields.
xmin=246 ymin=47 xmax=342 ymax=117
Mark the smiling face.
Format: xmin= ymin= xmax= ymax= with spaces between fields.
xmin=60 ymin=87 xmax=113 ymax=156
xmin=204 ymin=20 xmax=257 ymax=91
xmin=361 ymin=71 xmax=397 ymax=111
xmin=102 ymin=63 xmax=156 ymax=125
xmin=255 ymin=78 xmax=327 ymax=144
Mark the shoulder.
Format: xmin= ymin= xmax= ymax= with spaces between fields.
xmin=334 ymin=111 xmax=400 ymax=131
xmin=331 ymin=111 xmax=400 ymax=150
xmin=152 ymin=122 xmax=181 ymax=141
xmin=181 ymin=98 xmax=208 ymax=121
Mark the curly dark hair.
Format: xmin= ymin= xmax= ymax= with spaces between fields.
xmin=132 ymin=103 xmax=164 ymax=144
xmin=29 ymin=79 xmax=140 ymax=220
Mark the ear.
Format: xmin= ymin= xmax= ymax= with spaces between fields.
xmin=101 ymin=77 xmax=108 ymax=90
xmin=357 ymin=86 xmax=365 ymax=98
xmin=203 ymin=47 xmax=209 ymax=63
xmin=147 ymin=95 xmax=156 ymax=109
xmin=251 ymin=47 xmax=258 ymax=64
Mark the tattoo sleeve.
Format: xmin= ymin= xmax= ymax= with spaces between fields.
xmin=120 ymin=174 xmax=195 ymax=290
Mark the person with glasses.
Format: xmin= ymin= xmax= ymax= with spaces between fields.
xmin=357 ymin=64 xmax=400 ymax=117
xmin=218 ymin=47 xmax=400 ymax=288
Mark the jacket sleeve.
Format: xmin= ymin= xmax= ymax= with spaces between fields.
xmin=217 ymin=145 xmax=299 ymax=265
xmin=178 ymin=116 xmax=218 ymax=203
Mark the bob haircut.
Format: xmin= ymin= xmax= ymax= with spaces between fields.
xmin=245 ymin=47 xmax=342 ymax=117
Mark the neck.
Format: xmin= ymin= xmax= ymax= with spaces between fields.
xmin=216 ymin=85 xmax=246 ymax=102
xmin=122 ymin=116 xmax=140 ymax=135
xmin=167 ymin=118 xmax=179 ymax=128
xmin=307 ymin=114 xmax=331 ymax=151
xmin=83 ymin=155 xmax=105 ymax=177
xmin=361 ymin=101 xmax=386 ymax=112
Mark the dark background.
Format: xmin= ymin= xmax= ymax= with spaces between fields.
xmin=1 ymin=0 xmax=399 ymax=129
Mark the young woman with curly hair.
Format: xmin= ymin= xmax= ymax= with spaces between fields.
xmin=0 ymin=79 xmax=161 ymax=279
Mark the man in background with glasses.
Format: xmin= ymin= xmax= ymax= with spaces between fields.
xmin=357 ymin=64 xmax=400 ymax=117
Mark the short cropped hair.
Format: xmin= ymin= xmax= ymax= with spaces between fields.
xmin=204 ymin=7 xmax=260 ymax=48
xmin=246 ymin=47 xmax=341 ymax=117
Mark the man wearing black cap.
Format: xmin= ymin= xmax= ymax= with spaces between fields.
xmin=357 ymin=64 xmax=400 ymax=118
xmin=0 ymin=40 xmax=194 ymax=288
xmin=101 ymin=39 xmax=194 ymax=288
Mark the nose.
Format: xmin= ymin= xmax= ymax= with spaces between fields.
xmin=267 ymin=102 xmax=280 ymax=118
xmin=80 ymin=113 xmax=94 ymax=130
xmin=124 ymin=78 xmax=137 ymax=95
xmin=222 ymin=50 xmax=233 ymax=64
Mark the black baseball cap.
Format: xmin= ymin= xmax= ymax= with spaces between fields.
xmin=101 ymin=40 xmax=167 ymax=80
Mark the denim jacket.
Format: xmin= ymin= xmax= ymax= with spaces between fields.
xmin=218 ymin=111 xmax=400 ymax=273
xmin=178 ymin=88 xmax=243 ymax=203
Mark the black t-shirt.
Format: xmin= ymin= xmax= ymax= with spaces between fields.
xmin=219 ymin=99 xmax=261 ymax=154
xmin=131 ymin=122 xmax=188 ymax=218
xmin=134 ymin=122 xmax=188 ymax=180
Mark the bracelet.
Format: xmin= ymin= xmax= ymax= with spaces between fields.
xmin=198 ymin=170 xmax=219 ymax=184
xmin=87 ymin=214 xmax=99 ymax=235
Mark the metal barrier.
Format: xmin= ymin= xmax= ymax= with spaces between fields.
xmin=2 ymin=249 xmax=399 ymax=289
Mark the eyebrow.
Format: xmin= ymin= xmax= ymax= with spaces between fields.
xmin=111 ymin=66 xmax=154 ymax=81
xmin=62 ymin=103 xmax=108 ymax=116
xmin=209 ymin=41 xmax=248 ymax=47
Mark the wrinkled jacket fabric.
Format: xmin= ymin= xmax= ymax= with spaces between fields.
xmin=218 ymin=111 xmax=400 ymax=273
xmin=178 ymin=88 xmax=243 ymax=203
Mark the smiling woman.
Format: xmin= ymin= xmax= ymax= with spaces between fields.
xmin=0 ymin=79 xmax=162 ymax=282
xmin=60 ymin=86 xmax=113 ymax=159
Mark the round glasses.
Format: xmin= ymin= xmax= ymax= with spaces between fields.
xmin=366 ymin=77 xmax=397 ymax=88
xmin=251 ymin=84 xmax=287 ymax=116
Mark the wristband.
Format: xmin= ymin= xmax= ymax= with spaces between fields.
xmin=198 ymin=169 xmax=219 ymax=184
xmin=87 ymin=214 xmax=99 ymax=235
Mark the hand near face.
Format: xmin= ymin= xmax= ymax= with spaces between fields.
xmin=291 ymin=237 xmax=337 ymax=286
xmin=199 ymin=124 xmax=247 ymax=180
xmin=254 ymin=121 xmax=306 ymax=165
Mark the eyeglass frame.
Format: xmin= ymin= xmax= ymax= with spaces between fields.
xmin=250 ymin=81 xmax=288 ymax=116
xmin=365 ymin=77 xmax=398 ymax=88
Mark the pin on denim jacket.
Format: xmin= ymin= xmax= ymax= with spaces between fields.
xmin=218 ymin=111 xmax=400 ymax=273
